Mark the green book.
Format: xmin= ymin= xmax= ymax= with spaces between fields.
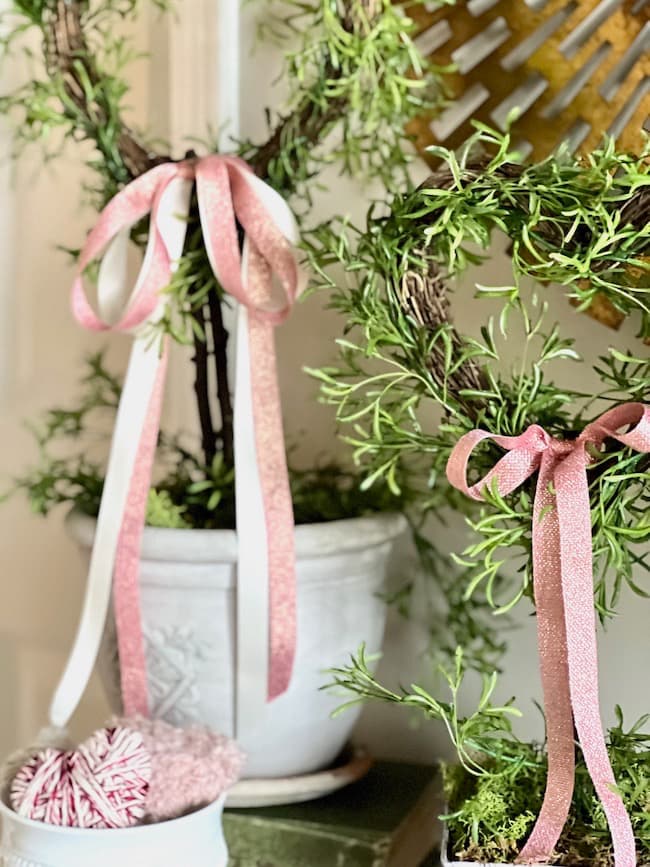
xmin=224 ymin=761 xmax=441 ymax=867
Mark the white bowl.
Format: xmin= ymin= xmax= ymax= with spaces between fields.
xmin=0 ymin=794 xmax=227 ymax=867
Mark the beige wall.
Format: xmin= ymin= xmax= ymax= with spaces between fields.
xmin=0 ymin=12 xmax=150 ymax=750
xmin=0 ymin=4 xmax=647 ymax=765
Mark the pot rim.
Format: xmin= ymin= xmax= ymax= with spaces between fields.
xmin=65 ymin=508 xmax=407 ymax=563
xmin=0 ymin=792 xmax=226 ymax=839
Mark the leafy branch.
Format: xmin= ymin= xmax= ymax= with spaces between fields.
xmin=327 ymin=644 xmax=521 ymax=774
xmin=309 ymin=127 xmax=650 ymax=625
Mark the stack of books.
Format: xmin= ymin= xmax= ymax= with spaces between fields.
xmin=224 ymin=761 xmax=441 ymax=867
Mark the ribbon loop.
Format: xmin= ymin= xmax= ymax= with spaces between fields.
xmin=446 ymin=424 xmax=549 ymax=501
xmin=51 ymin=155 xmax=304 ymax=739
xmin=447 ymin=404 xmax=649 ymax=867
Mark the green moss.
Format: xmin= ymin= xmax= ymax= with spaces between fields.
xmin=442 ymin=713 xmax=650 ymax=865
xmin=145 ymin=490 xmax=190 ymax=529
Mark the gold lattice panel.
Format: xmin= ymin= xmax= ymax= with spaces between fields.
xmin=408 ymin=0 xmax=650 ymax=161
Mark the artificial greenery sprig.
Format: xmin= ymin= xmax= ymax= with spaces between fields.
xmin=244 ymin=0 xmax=447 ymax=194
xmin=411 ymin=131 xmax=650 ymax=335
xmin=327 ymin=644 xmax=521 ymax=775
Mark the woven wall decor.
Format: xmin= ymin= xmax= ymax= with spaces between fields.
xmin=408 ymin=0 xmax=649 ymax=162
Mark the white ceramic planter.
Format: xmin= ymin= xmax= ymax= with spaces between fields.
xmin=0 ymin=794 xmax=227 ymax=867
xmin=67 ymin=511 xmax=406 ymax=779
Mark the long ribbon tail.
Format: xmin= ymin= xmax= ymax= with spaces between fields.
xmin=114 ymin=341 xmax=169 ymax=717
xmin=234 ymin=303 xmax=270 ymax=734
xmin=197 ymin=156 xmax=300 ymax=733
xmin=247 ymin=311 xmax=297 ymax=700
xmin=48 ymin=338 xmax=165 ymax=729
xmin=517 ymin=452 xmax=575 ymax=864
xmin=57 ymin=168 xmax=192 ymax=728
xmin=555 ymin=449 xmax=636 ymax=867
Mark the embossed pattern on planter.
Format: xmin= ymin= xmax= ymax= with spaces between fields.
xmin=144 ymin=626 xmax=215 ymax=725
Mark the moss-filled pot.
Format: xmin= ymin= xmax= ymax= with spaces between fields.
xmin=440 ymin=823 xmax=550 ymax=867
xmin=440 ymin=809 xmax=650 ymax=867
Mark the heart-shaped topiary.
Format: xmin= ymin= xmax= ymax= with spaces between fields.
xmin=10 ymin=726 xmax=151 ymax=829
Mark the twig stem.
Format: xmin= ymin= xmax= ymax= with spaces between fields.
xmin=192 ymin=303 xmax=216 ymax=466
xmin=208 ymin=289 xmax=235 ymax=468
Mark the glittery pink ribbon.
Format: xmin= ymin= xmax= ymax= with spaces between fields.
xmin=447 ymin=403 xmax=649 ymax=867
xmin=72 ymin=155 xmax=302 ymax=718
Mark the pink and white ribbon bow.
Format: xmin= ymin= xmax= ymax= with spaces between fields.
xmin=49 ymin=155 xmax=304 ymax=737
xmin=447 ymin=403 xmax=650 ymax=867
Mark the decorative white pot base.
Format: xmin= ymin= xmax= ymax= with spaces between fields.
xmin=0 ymin=794 xmax=227 ymax=867
xmin=226 ymin=750 xmax=372 ymax=808
xmin=67 ymin=511 xmax=406 ymax=779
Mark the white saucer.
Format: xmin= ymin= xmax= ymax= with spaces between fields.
xmin=225 ymin=752 xmax=373 ymax=808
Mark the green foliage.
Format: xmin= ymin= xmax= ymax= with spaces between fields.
xmin=330 ymin=650 xmax=650 ymax=865
xmin=443 ymin=710 xmax=650 ymax=866
xmin=6 ymin=354 xmax=402 ymax=529
xmin=308 ymin=127 xmax=650 ymax=626
xmin=145 ymin=489 xmax=190 ymax=529
xmin=327 ymin=644 xmax=521 ymax=774
xmin=416 ymin=131 xmax=650 ymax=334
xmin=1 ymin=1 xmax=169 ymax=204
xmin=244 ymin=0 xmax=447 ymax=195
xmin=314 ymin=124 xmax=650 ymax=865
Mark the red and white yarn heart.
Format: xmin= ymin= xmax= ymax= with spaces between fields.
xmin=11 ymin=726 xmax=151 ymax=829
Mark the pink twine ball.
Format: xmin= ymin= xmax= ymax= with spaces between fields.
xmin=116 ymin=717 xmax=245 ymax=821
xmin=11 ymin=726 xmax=151 ymax=829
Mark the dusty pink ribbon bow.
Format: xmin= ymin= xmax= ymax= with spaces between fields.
xmin=71 ymin=155 xmax=302 ymax=720
xmin=447 ymin=403 xmax=650 ymax=867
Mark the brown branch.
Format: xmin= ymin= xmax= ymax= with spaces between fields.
xmin=208 ymin=290 xmax=235 ymax=469
xmin=248 ymin=0 xmax=381 ymax=184
xmin=192 ymin=304 xmax=217 ymax=467
xmin=45 ymin=1 xmax=166 ymax=178
xmin=399 ymin=257 xmax=487 ymax=421
xmin=619 ymin=185 xmax=650 ymax=235
xmin=248 ymin=96 xmax=346 ymax=185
